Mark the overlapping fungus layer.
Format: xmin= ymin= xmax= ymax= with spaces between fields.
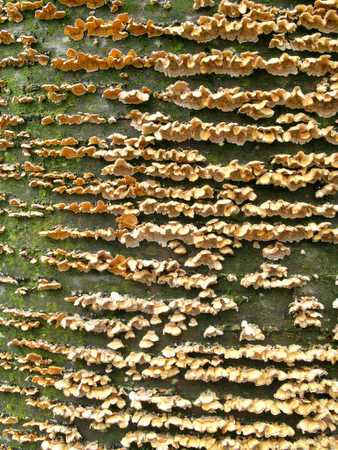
xmin=0 ymin=0 xmax=337 ymax=448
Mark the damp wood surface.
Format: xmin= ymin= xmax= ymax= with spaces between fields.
xmin=0 ymin=0 xmax=337 ymax=449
